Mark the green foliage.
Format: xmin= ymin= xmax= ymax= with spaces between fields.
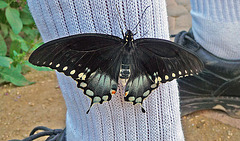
xmin=0 ymin=33 xmax=7 ymax=55
xmin=0 ymin=1 xmax=8 ymax=9
xmin=0 ymin=0 xmax=50 ymax=86
xmin=6 ymin=6 xmax=23 ymax=34
xmin=0 ymin=67 xmax=34 ymax=86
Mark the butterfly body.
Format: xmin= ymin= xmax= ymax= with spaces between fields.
xmin=29 ymin=30 xmax=203 ymax=113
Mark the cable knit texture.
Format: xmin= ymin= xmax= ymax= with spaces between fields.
xmin=190 ymin=0 xmax=240 ymax=60
xmin=27 ymin=0 xmax=184 ymax=140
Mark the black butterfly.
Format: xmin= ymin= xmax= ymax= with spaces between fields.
xmin=29 ymin=30 xmax=203 ymax=113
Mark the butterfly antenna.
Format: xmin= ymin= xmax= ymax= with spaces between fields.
xmin=141 ymin=30 xmax=149 ymax=37
xmin=116 ymin=4 xmax=127 ymax=37
xmin=132 ymin=5 xmax=151 ymax=33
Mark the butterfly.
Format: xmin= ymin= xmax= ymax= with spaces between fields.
xmin=29 ymin=30 xmax=203 ymax=113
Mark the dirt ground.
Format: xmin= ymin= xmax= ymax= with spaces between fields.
xmin=1 ymin=69 xmax=240 ymax=141
xmin=0 ymin=70 xmax=66 ymax=141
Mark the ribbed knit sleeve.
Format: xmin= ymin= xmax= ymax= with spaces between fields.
xmin=27 ymin=0 xmax=184 ymax=140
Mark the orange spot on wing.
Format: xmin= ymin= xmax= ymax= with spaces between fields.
xmin=111 ymin=90 xmax=116 ymax=95
xmin=125 ymin=92 xmax=129 ymax=96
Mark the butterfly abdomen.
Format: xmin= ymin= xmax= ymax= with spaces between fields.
xmin=120 ymin=54 xmax=131 ymax=79
xmin=120 ymin=64 xmax=130 ymax=79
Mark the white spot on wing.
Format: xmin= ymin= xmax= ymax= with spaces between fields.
xmin=63 ymin=66 xmax=68 ymax=71
xmin=80 ymin=82 xmax=87 ymax=88
xmin=128 ymin=96 xmax=135 ymax=102
xmin=135 ymin=97 xmax=142 ymax=103
xmin=82 ymin=75 xmax=86 ymax=80
xmin=56 ymin=64 xmax=60 ymax=68
xmin=151 ymin=84 xmax=157 ymax=88
xmin=155 ymin=77 xmax=158 ymax=83
xmin=93 ymin=96 xmax=101 ymax=103
xmin=179 ymin=71 xmax=182 ymax=75
xmin=165 ymin=75 xmax=169 ymax=80
xmin=102 ymin=95 xmax=109 ymax=101
xmin=143 ymin=90 xmax=150 ymax=97
xmin=86 ymin=89 xmax=94 ymax=96
xmin=70 ymin=70 xmax=76 ymax=75
xmin=78 ymin=73 xmax=84 ymax=78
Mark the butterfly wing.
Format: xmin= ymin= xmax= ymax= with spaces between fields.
xmin=124 ymin=38 xmax=203 ymax=105
xmin=29 ymin=33 xmax=124 ymax=106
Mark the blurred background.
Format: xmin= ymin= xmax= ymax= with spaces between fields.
xmin=0 ymin=0 xmax=240 ymax=140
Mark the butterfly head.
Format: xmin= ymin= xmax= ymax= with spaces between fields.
xmin=124 ymin=30 xmax=134 ymax=43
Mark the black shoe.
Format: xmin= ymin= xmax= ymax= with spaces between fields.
xmin=9 ymin=126 xmax=66 ymax=141
xmin=174 ymin=29 xmax=240 ymax=118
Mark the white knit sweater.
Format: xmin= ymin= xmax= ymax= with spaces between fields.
xmin=27 ymin=0 xmax=184 ymax=140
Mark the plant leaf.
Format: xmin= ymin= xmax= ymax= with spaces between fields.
xmin=22 ymin=26 xmax=33 ymax=36
xmin=9 ymin=40 xmax=21 ymax=57
xmin=9 ymin=30 xmax=24 ymax=42
xmin=22 ymin=26 xmax=38 ymax=40
xmin=0 ymin=33 xmax=7 ymax=56
xmin=0 ymin=67 xmax=34 ymax=86
xmin=9 ymin=30 xmax=29 ymax=52
xmin=5 ymin=7 xmax=23 ymax=34
xmin=0 ymin=23 xmax=8 ymax=37
xmin=21 ymin=41 xmax=28 ymax=52
xmin=20 ymin=6 xmax=34 ymax=25
xmin=13 ymin=63 xmax=22 ymax=73
xmin=25 ymin=61 xmax=52 ymax=71
xmin=9 ymin=63 xmax=22 ymax=73
xmin=0 ymin=56 xmax=13 ymax=67
xmin=0 ymin=1 xmax=8 ymax=9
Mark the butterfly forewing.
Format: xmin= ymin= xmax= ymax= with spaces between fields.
xmin=124 ymin=38 xmax=203 ymax=104
xmin=29 ymin=34 xmax=124 ymax=105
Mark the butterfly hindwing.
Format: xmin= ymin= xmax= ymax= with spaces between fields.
xmin=29 ymin=33 xmax=124 ymax=105
xmin=77 ymin=70 xmax=118 ymax=104
xmin=124 ymin=73 xmax=156 ymax=105
xmin=124 ymin=38 xmax=203 ymax=104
